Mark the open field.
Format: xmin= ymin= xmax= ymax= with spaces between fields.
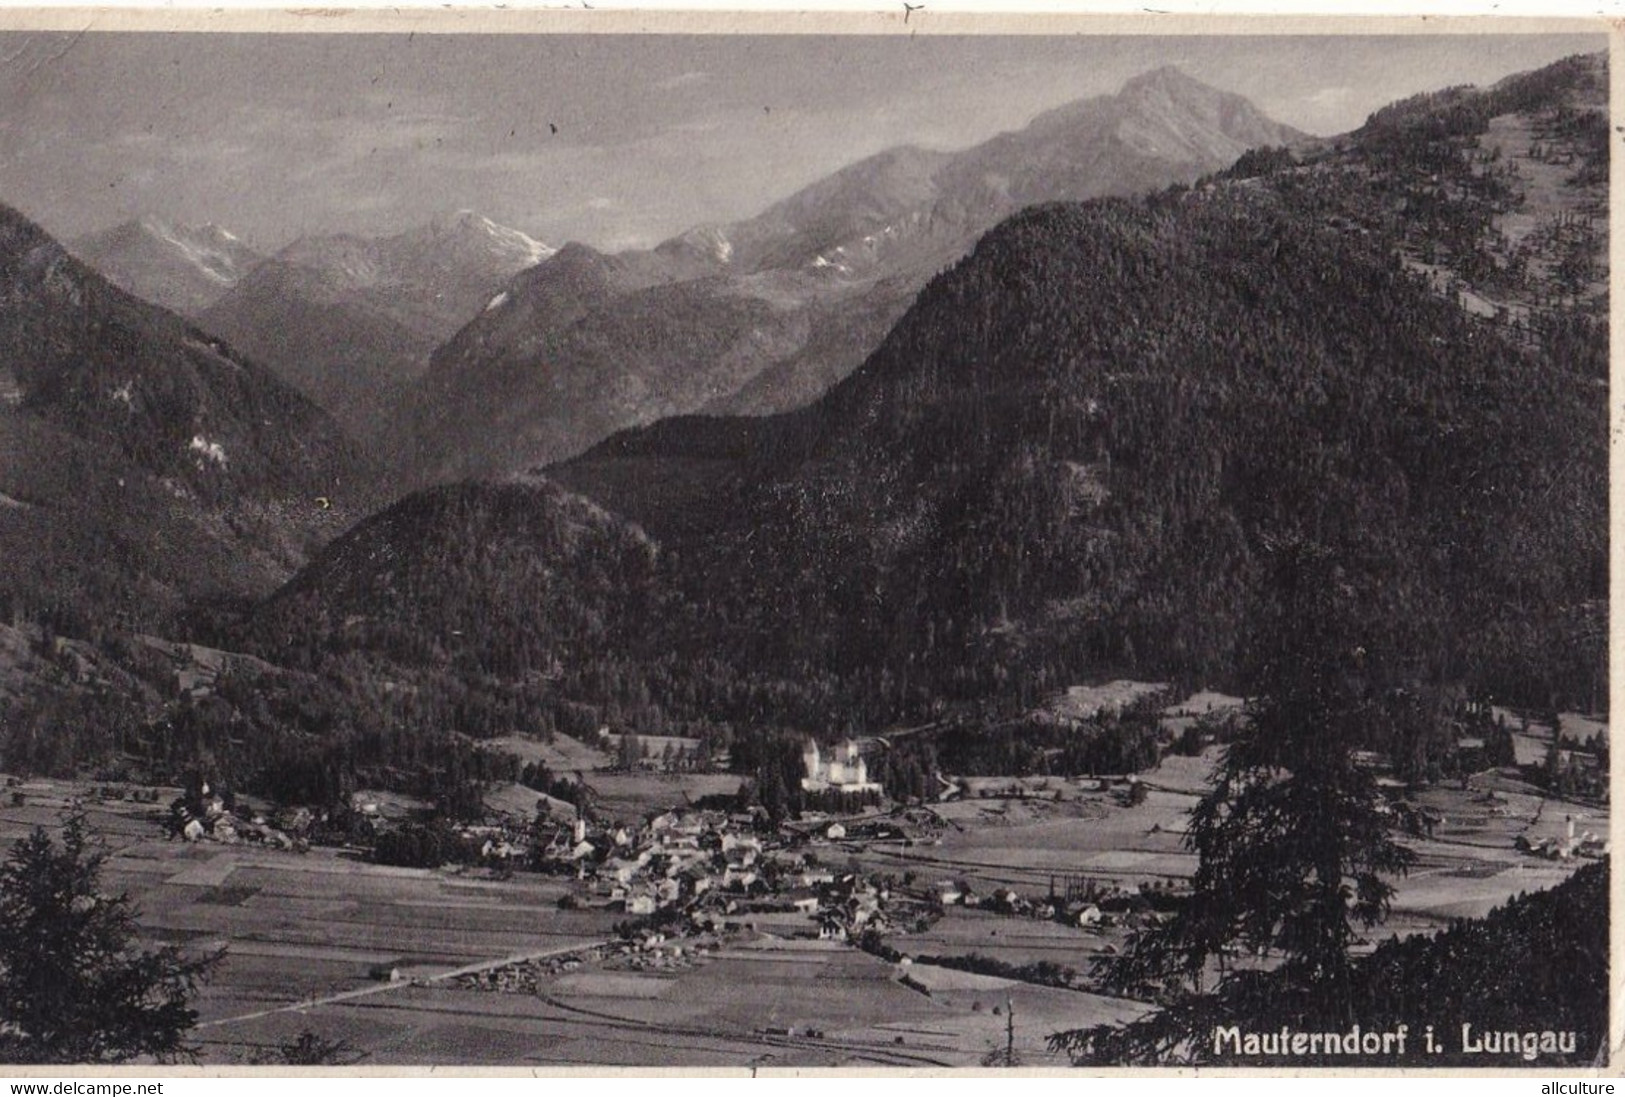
xmin=1041 ymin=680 xmax=1172 ymax=721
xmin=482 ymin=781 xmax=572 ymax=820
xmin=195 ymin=933 xmax=1136 ymax=1066
xmin=1481 ymin=114 xmax=1608 ymax=253
xmin=484 ymin=734 xmax=609 ymax=772
xmin=898 ymin=906 xmax=1124 ymax=968
xmin=584 ymin=772 xmax=744 ymax=820
xmin=0 ymin=779 xmax=616 ymax=1046
xmin=1164 ymin=690 xmax=1245 ymax=717
xmin=1489 ymin=707 xmax=1606 ymax=766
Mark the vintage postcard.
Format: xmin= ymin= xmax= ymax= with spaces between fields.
xmin=0 ymin=10 xmax=1611 ymax=1072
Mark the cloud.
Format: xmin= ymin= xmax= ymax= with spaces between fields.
xmin=1306 ymin=85 xmax=1356 ymax=109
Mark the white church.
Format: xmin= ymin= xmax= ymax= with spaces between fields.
xmin=801 ymin=738 xmax=882 ymax=794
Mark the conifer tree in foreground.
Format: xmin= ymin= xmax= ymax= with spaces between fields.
xmin=1051 ymin=538 xmax=1419 ymax=1065
xmin=0 ymin=814 xmax=221 ymax=1063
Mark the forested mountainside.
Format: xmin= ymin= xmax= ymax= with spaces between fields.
xmin=562 ymin=190 xmax=1602 ymax=716
xmin=1053 ymin=860 xmax=1607 ymax=1066
xmin=260 ymin=476 xmax=659 ymax=680
xmin=1276 ymin=51 xmax=1607 ymax=373
xmin=0 ymin=204 xmax=374 ymax=640
xmin=1343 ymin=861 xmax=1606 ymax=1066
xmin=0 ymin=55 xmax=1605 ymax=802
xmin=391 ymin=67 xmax=1303 ymax=486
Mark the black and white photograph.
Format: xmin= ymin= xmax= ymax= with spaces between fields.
xmin=0 ymin=14 xmax=1610 ymax=1071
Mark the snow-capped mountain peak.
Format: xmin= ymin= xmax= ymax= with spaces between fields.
xmin=70 ymin=216 xmax=264 ymax=315
xmin=422 ymin=209 xmax=555 ymax=266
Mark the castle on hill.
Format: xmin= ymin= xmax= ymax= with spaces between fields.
xmin=801 ymin=738 xmax=882 ymax=794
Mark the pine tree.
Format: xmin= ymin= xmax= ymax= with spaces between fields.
xmin=249 ymin=1029 xmax=365 ymax=1066
xmin=617 ymin=734 xmax=641 ymax=771
xmin=1051 ymin=540 xmax=1419 ymax=1065
xmin=0 ymin=814 xmax=222 ymax=1063
xmin=759 ymin=766 xmax=790 ymax=825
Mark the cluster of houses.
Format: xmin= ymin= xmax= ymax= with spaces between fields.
xmin=1516 ymin=814 xmax=1608 ymax=861
xmin=519 ymin=798 xmax=1197 ymax=950
xmin=453 ymin=940 xmax=709 ymax=996
xmin=525 ymin=807 xmax=938 ymax=942
xmin=166 ymin=780 xmax=310 ymax=850
xmin=934 ymin=877 xmax=1187 ymax=932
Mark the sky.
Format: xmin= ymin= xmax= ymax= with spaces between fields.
xmin=0 ymin=31 xmax=1604 ymax=253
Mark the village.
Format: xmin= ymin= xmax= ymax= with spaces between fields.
xmin=153 ymin=733 xmax=1182 ymax=972
xmin=0 ymin=681 xmax=1600 ymax=1064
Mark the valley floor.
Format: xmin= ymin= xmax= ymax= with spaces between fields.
xmin=0 ymin=724 xmax=1601 ymax=1067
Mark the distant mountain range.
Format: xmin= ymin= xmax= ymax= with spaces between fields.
xmin=200 ymin=211 xmax=554 ymax=445
xmin=390 ymin=66 xmax=1304 ymax=485
xmin=63 ymin=69 xmax=1301 ymax=483
xmin=67 ymin=210 xmax=556 ymax=450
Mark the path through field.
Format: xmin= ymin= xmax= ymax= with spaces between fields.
xmin=196 ymin=938 xmax=612 ymax=1030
